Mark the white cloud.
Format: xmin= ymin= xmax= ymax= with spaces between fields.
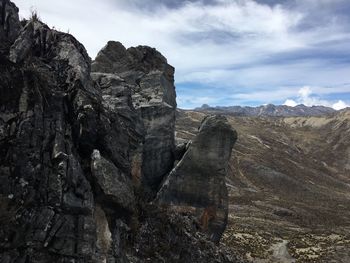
xmin=15 ymin=0 xmax=317 ymax=68
xmin=284 ymin=99 xmax=298 ymax=107
xmin=14 ymin=0 xmax=350 ymax=108
xmin=298 ymin=86 xmax=312 ymax=98
xmin=283 ymin=86 xmax=349 ymax=110
xmin=332 ymin=100 xmax=349 ymax=110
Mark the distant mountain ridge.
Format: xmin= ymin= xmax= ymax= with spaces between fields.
xmin=195 ymin=103 xmax=338 ymax=117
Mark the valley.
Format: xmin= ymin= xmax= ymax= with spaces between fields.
xmin=176 ymin=109 xmax=350 ymax=262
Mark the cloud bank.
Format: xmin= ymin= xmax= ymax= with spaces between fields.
xmin=15 ymin=0 xmax=350 ymax=109
xmin=283 ymin=86 xmax=349 ymax=110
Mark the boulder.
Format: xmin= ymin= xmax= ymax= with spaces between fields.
xmin=156 ymin=115 xmax=237 ymax=242
xmin=91 ymin=150 xmax=135 ymax=213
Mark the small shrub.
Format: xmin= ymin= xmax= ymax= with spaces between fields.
xmin=30 ymin=7 xmax=41 ymax=22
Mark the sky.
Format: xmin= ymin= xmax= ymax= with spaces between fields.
xmin=15 ymin=0 xmax=350 ymax=109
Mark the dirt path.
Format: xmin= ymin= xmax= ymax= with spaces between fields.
xmin=271 ymin=240 xmax=295 ymax=263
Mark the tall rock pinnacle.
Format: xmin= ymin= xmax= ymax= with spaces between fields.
xmin=156 ymin=115 xmax=237 ymax=242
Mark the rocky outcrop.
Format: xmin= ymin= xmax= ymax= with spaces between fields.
xmin=0 ymin=1 xmax=240 ymax=262
xmin=0 ymin=0 xmax=21 ymax=52
xmin=0 ymin=4 xmax=133 ymax=261
xmin=156 ymin=115 xmax=237 ymax=242
xmin=133 ymin=204 xmax=242 ymax=263
xmin=92 ymin=41 xmax=176 ymax=193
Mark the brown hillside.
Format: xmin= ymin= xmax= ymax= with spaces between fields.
xmin=176 ymin=109 xmax=350 ymax=262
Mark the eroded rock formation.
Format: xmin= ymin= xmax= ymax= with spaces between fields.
xmin=92 ymin=41 xmax=176 ymax=193
xmin=0 ymin=1 xmax=240 ymax=262
xmin=157 ymin=115 xmax=237 ymax=242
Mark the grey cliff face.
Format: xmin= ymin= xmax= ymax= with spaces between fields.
xmin=0 ymin=1 xmax=241 ymax=262
xmin=92 ymin=41 xmax=177 ymax=192
xmin=156 ymin=115 xmax=237 ymax=243
xmin=0 ymin=5 xmax=135 ymax=261
xmin=0 ymin=0 xmax=21 ymax=52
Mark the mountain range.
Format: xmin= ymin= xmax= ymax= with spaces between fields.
xmin=195 ymin=103 xmax=340 ymax=117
